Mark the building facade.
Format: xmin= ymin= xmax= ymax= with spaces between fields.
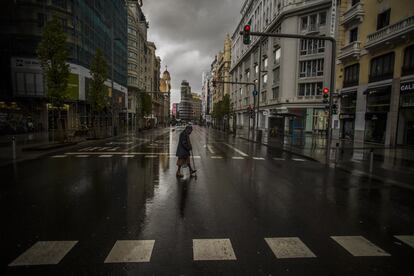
xmin=160 ymin=68 xmax=171 ymax=124
xmin=336 ymin=0 xmax=414 ymax=146
xmin=178 ymin=80 xmax=193 ymax=121
xmin=192 ymin=93 xmax=202 ymax=121
xmin=1 ymin=0 xmax=128 ymax=134
xmin=201 ymin=72 xmax=213 ymax=123
xmin=230 ymin=0 xmax=334 ymax=136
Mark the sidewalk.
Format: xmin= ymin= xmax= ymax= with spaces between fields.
xmin=0 ymin=127 xmax=170 ymax=167
xmin=237 ymin=129 xmax=414 ymax=188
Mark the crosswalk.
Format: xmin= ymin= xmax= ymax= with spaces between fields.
xmin=8 ymin=235 xmax=414 ymax=266
xmin=51 ymin=153 xmax=308 ymax=162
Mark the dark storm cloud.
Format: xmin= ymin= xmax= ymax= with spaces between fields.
xmin=142 ymin=0 xmax=242 ymax=103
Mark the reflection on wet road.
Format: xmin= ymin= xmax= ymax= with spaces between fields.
xmin=1 ymin=126 xmax=414 ymax=275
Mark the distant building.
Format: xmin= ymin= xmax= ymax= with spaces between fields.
xmin=192 ymin=93 xmax=202 ymax=121
xmin=160 ymin=67 xmax=171 ymax=123
xmin=178 ymin=80 xmax=193 ymax=121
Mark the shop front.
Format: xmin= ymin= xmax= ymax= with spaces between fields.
xmin=397 ymin=80 xmax=414 ymax=145
xmin=364 ymin=86 xmax=391 ymax=144
xmin=339 ymin=90 xmax=357 ymax=140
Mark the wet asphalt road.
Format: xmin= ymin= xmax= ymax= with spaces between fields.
xmin=1 ymin=126 xmax=414 ymax=275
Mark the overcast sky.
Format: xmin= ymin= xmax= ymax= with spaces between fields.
xmin=142 ymin=0 xmax=242 ymax=105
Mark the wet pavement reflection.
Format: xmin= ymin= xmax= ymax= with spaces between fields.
xmin=1 ymin=126 xmax=414 ymax=275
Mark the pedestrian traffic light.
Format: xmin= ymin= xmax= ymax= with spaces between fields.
xmin=322 ymin=87 xmax=329 ymax=104
xmin=332 ymin=103 xmax=338 ymax=115
xmin=243 ymin=25 xmax=251 ymax=45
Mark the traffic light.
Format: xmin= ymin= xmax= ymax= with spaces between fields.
xmin=322 ymin=87 xmax=329 ymax=104
xmin=243 ymin=24 xmax=251 ymax=45
xmin=332 ymin=103 xmax=338 ymax=115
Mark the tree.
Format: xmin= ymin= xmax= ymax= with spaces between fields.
xmin=211 ymin=94 xmax=231 ymax=130
xmin=37 ymin=17 xmax=70 ymax=142
xmin=89 ymin=48 xmax=109 ymax=138
xmin=141 ymin=93 xmax=152 ymax=117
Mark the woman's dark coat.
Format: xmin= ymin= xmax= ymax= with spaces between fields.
xmin=176 ymin=130 xmax=191 ymax=158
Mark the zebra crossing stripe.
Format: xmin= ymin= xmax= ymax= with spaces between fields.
xmin=253 ymin=157 xmax=265 ymax=160
xmin=292 ymin=158 xmax=306 ymax=162
xmin=104 ymin=240 xmax=155 ymax=263
xmin=211 ymin=156 xmax=223 ymax=159
xmin=193 ymin=239 xmax=237 ymax=261
xmin=232 ymin=157 xmax=244 ymax=160
xmin=395 ymin=235 xmax=414 ymax=248
xmin=272 ymin=157 xmax=285 ymax=161
xmin=331 ymin=236 xmax=390 ymax=257
xmin=51 ymin=155 xmax=67 ymax=158
xmin=265 ymin=237 xmax=316 ymax=259
xmin=76 ymin=155 xmax=89 ymax=158
xmin=9 ymin=241 xmax=78 ymax=266
xmin=99 ymin=155 xmax=113 ymax=158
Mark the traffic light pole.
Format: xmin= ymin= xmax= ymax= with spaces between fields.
xmin=242 ymin=31 xmax=336 ymax=165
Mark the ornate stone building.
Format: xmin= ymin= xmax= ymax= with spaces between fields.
xmin=160 ymin=68 xmax=172 ymax=124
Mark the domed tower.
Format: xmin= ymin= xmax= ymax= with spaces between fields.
xmin=160 ymin=66 xmax=171 ymax=93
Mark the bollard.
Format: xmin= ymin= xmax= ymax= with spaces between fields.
xmin=12 ymin=136 xmax=16 ymax=161
xmin=369 ymin=149 xmax=374 ymax=174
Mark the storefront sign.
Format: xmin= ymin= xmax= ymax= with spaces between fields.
xmin=330 ymin=0 xmax=337 ymax=38
xmin=339 ymin=114 xmax=355 ymax=120
xmin=400 ymin=81 xmax=414 ymax=93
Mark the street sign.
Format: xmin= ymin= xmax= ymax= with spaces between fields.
xmin=252 ymin=90 xmax=258 ymax=96
xmin=263 ymin=111 xmax=268 ymax=116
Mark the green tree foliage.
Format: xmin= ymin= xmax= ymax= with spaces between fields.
xmin=36 ymin=17 xmax=70 ymax=107
xmin=89 ymin=48 xmax=108 ymax=113
xmin=140 ymin=93 xmax=152 ymax=116
xmin=212 ymin=94 xmax=230 ymax=119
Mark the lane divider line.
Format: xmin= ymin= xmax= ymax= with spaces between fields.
xmin=223 ymin=143 xmax=248 ymax=157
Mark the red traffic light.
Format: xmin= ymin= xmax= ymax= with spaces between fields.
xmin=323 ymin=87 xmax=329 ymax=94
xmin=244 ymin=25 xmax=251 ymax=32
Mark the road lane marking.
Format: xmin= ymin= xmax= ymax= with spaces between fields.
xmin=232 ymin=157 xmax=244 ymax=160
xmin=223 ymin=143 xmax=248 ymax=157
xmin=75 ymin=155 xmax=89 ymax=158
xmin=211 ymin=156 xmax=223 ymax=159
xmin=145 ymin=155 xmax=158 ymax=158
xmin=292 ymin=158 xmax=306 ymax=162
xmin=9 ymin=241 xmax=78 ymax=266
xmin=99 ymin=155 xmax=113 ymax=158
xmin=122 ymin=155 xmax=135 ymax=158
xmin=51 ymin=155 xmax=67 ymax=158
xmin=253 ymin=157 xmax=265 ymax=160
xmin=207 ymin=145 xmax=215 ymax=154
xmin=192 ymin=156 xmax=201 ymax=159
xmin=265 ymin=237 xmax=316 ymax=259
xmin=79 ymin=147 xmax=93 ymax=151
xmin=107 ymin=147 xmax=120 ymax=151
xmin=65 ymin=152 xmax=170 ymax=155
xmin=193 ymin=239 xmax=237 ymax=261
xmin=395 ymin=235 xmax=414 ymax=248
xmin=331 ymin=236 xmax=390 ymax=256
xmin=104 ymin=240 xmax=155 ymax=263
xmin=273 ymin=157 xmax=285 ymax=161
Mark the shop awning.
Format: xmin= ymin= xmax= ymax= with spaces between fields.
xmin=363 ymin=86 xmax=391 ymax=95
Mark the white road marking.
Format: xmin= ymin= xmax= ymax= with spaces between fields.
xmin=292 ymin=158 xmax=306 ymax=162
xmin=193 ymin=239 xmax=237 ymax=261
xmin=76 ymin=155 xmax=89 ymax=158
xmin=99 ymin=155 xmax=113 ymax=158
xmin=9 ymin=241 xmax=78 ymax=266
xmin=65 ymin=152 xmax=170 ymax=155
xmin=192 ymin=156 xmax=201 ymax=159
xmin=145 ymin=155 xmax=158 ymax=158
xmin=265 ymin=237 xmax=316 ymax=259
xmin=331 ymin=236 xmax=390 ymax=256
xmin=104 ymin=240 xmax=155 ymax=263
xmin=253 ymin=157 xmax=265 ymax=160
xmin=223 ymin=143 xmax=248 ymax=157
xmin=394 ymin=235 xmax=414 ymax=248
xmin=232 ymin=157 xmax=245 ymax=160
xmin=211 ymin=156 xmax=224 ymax=159
xmin=122 ymin=155 xmax=135 ymax=158
xmin=51 ymin=155 xmax=67 ymax=158
xmin=207 ymin=145 xmax=215 ymax=154
xmin=273 ymin=157 xmax=285 ymax=161
xmin=107 ymin=147 xmax=120 ymax=151
xmin=79 ymin=147 xmax=93 ymax=151
xmin=99 ymin=147 xmax=113 ymax=151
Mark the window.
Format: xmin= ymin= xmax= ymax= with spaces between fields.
xmin=344 ymin=63 xmax=360 ymax=87
xmin=263 ymin=73 xmax=268 ymax=87
xmin=240 ymin=87 xmax=243 ymax=96
xmin=402 ymin=45 xmax=414 ymax=76
xmin=128 ymin=52 xmax=137 ymax=58
xmin=273 ymin=68 xmax=280 ymax=84
xmin=299 ymin=59 xmax=324 ymax=77
xmin=301 ymin=17 xmax=308 ymax=30
xmin=369 ymin=52 xmax=395 ymax=82
xmin=310 ymin=14 xmax=317 ymax=30
xmin=255 ymin=64 xmax=259 ymax=74
xmin=274 ymin=48 xmax=281 ymax=64
xmin=272 ymin=87 xmax=279 ymax=99
xmin=264 ymin=57 xmax=268 ymax=68
xmin=261 ymin=91 xmax=267 ymax=103
xmin=244 ymin=97 xmax=249 ymax=106
xmin=377 ymin=9 xmax=390 ymax=30
xmin=319 ymin=12 xmax=326 ymax=25
xmin=349 ymin=28 xmax=358 ymax=43
xmin=300 ymin=39 xmax=325 ymax=55
xmin=298 ymin=82 xmax=323 ymax=97
xmin=246 ymin=69 xmax=250 ymax=80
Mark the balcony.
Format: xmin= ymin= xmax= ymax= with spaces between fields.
xmin=338 ymin=41 xmax=361 ymax=61
xmin=342 ymin=2 xmax=364 ymax=26
xmin=366 ymin=16 xmax=414 ymax=50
